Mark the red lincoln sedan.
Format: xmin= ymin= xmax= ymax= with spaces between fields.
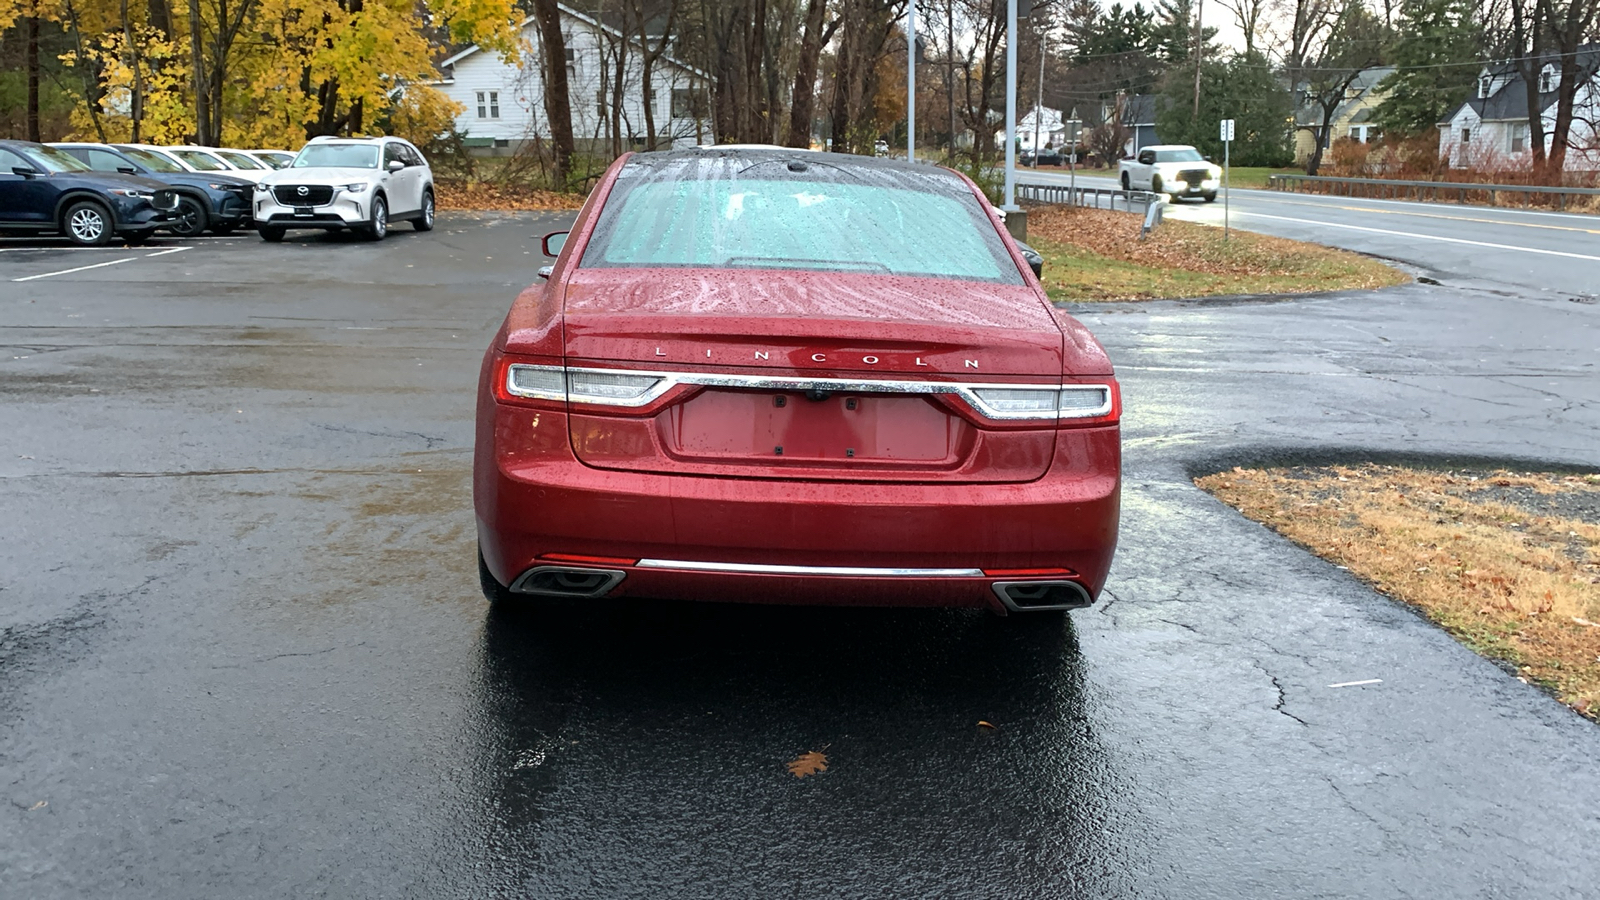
xmin=475 ymin=148 xmax=1120 ymax=614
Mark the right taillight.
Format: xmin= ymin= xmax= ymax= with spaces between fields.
xmin=965 ymin=382 xmax=1116 ymax=423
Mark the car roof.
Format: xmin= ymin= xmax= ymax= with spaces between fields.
xmin=1142 ymin=145 xmax=1198 ymax=151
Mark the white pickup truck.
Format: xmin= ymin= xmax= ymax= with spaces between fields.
xmin=1118 ymin=145 xmax=1221 ymax=202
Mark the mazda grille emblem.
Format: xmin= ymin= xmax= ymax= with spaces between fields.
xmin=296 ymin=186 xmax=309 ymax=197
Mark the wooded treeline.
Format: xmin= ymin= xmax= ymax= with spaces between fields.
xmin=1 ymin=0 xmax=1596 ymax=181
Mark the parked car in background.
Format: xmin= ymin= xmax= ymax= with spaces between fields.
xmin=211 ymin=148 xmax=277 ymax=177
xmin=246 ymin=150 xmax=296 ymax=170
xmin=0 ymin=140 xmax=176 ymax=245
xmin=1118 ymin=144 xmax=1221 ymax=202
xmin=162 ymin=146 xmax=269 ymax=183
xmin=476 ymin=147 xmax=1121 ymax=615
xmin=1020 ymin=147 xmax=1063 ymax=167
xmin=252 ymin=135 xmax=434 ymax=242
xmin=53 ymin=142 xmax=253 ymax=237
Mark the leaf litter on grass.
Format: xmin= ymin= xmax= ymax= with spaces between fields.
xmin=1198 ymin=464 xmax=1600 ymax=719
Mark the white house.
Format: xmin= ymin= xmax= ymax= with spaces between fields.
xmin=1439 ymin=46 xmax=1600 ymax=170
xmin=436 ymin=5 xmax=711 ymax=154
xmin=994 ymin=106 xmax=1065 ymax=153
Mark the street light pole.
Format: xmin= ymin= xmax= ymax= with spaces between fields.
xmin=1033 ymin=29 xmax=1044 ymax=169
xmin=1003 ymin=0 xmax=1017 ymax=210
xmin=907 ymin=0 xmax=916 ymax=162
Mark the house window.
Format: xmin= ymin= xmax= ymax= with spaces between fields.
xmin=1478 ymin=75 xmax=1491 ymax=99
xmin=489 ymin=92 xmax=500 ymax=118
xmin=476 ymin=91 xmax=486 ymax=118
xmin=1461 ymin=127 xmax=1472 ymax=144
xmin=565 ymin=48 xmax=577 ymax=77
xmin=1512 ymin=123 xmax=1529 ymax=152
xmin=1539 ymin=65 xmax=1557 ymax=93
xmin=671 ymin=88 xmax=708 ymax=119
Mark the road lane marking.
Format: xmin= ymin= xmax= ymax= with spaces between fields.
xmin=11 ymin=256 xmax=139 ymax=282
xmin=1237 ymin=211 xmax=1600 ymax=262
xmin=1247 ymin=195 xmax=1600 ymax=234
xmin=143 ymin=247 xmax=192 ymax=258
xmin=1328 ymin=679 xmax=1383 ymax=688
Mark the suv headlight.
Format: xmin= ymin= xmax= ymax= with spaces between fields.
xmin=341 ymin=182 xmax=368 ymax=192
xmin=253 ymin=182 xmax=270 ymax=193
xmin=108 ymin=188 xmax=154 ymax=200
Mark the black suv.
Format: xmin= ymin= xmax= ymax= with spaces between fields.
xmin=0 ymin=140 xmax=176 ymax=245
xmin=52 ymin=142 xmax=252 ymax=237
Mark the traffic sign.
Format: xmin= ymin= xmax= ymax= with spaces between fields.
xmin=1220 ymin=119 xmax=1235 ymax=142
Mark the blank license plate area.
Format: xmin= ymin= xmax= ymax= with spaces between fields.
xmin=665 ymin=389 xmax=959 ymax=462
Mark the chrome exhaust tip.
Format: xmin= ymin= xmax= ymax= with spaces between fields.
xmin=991 ymin=580 xmax=1093 ymax=612
xmin=509 ymin=566 xmax=626 ymax=598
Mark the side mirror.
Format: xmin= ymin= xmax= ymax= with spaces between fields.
xmin=118 ymin=166 xmax=138 ymax=175
xmin=1015 ymin=241 xmax=1044 ymax=279
xmin=541 ymin=231 xmax=569 ymax=258
xmin=12 ymin=166 xmax=41 ymax=178
xmin=537 ymin=265 xmax=555 ymax=280
xmin=387 ymin=159 xmax=405 ymax=172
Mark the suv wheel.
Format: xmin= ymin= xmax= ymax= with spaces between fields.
xmin=414 ymin=189 xmax=435 ymax=232
xmin=365 ymin=195 xmax=388 ymax=241
xmin=1120 ymin=172 xmax=1131 ymax=190
xmin=63 ymin=200 xmax=112 ymax=246
xmin=170 ymin=196 xmax=208 ymax=237
xmin=259 ymin=225 xmax=286 ymax=242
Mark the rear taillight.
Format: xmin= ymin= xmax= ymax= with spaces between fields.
xmin=504 ymin=363 xmax=669 ymax=407
xmin=965 ymin=384 xmax=1113 ymax=420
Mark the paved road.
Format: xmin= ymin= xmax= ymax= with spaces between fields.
xmin=1014 ymin=169 xmax=1600 ymax=298
xmin=3 ymin=215 xmax=1599 ymax=897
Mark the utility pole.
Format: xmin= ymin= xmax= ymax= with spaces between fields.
xmin=1003 ymin=0 xmax=1017 ymax=210
xmin=908 ymin=0 xmax=916 ymax=161
xmin=1033 ymin=28 xmax=1045 ymax=168
xmin=946 ymin=0 xmax=956 ymax=161
xmin=1191 ymin=0 xmax=1203 ymax=118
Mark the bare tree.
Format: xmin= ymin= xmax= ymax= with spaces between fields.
xmin=531 ymin=0 xmax=576 ymax=183
xmin=1223 ymin=0 xmax=1271 ymax=52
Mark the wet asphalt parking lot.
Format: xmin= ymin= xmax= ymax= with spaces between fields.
xmin=3 ymin=214 xmax=1599 ymax=898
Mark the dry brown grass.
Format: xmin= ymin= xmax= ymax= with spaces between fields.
xmin=1026 ymin=206 xmax=1407 ymax=302
xmin=436 ymin=180 xmax=587 ymax=211
xmin=1197 ymin=464 xmax=1600 ymax=718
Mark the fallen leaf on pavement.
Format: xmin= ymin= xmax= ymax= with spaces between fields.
xmin=977 ymin=721 xmax=997 ymax=729
xmin=787 ymin=750 xmax=828 ymax=778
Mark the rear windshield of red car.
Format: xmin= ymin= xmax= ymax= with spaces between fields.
xmin=580 ymin=153 xmax=1025 ymax=285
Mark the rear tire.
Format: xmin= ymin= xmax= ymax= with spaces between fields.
xmin=479 ymin=548 xmax=518 ymax=605
xmin=414 ymin=189 xmax=435 ymax=231
xmin=62 ymin=200 xmax=113 ymax=246
xmin=259 ymin=225 xmax=286 ymax=242
xmin=1151 ymin=175 xmax=1164 ymax=195
xmin=170 ymin=195 xmax=208 ymax=237
xmin=364 ymin=195 xmax=388 ymax=241
xmin=1120 ymin=172 xmax=1131 ymax=190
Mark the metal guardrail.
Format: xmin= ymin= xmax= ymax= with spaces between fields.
xmin=1015 ymin=182 xmax=1159 ymax=212
xmin=1268 ymin=173 xmax=1600 ymax=211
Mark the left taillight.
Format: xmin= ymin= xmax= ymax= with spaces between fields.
xmin=499 ymin=362 xmax=670 ymax=408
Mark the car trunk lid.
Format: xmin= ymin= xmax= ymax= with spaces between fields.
xmin=559 ymin=269 xmax=1064 ymax=483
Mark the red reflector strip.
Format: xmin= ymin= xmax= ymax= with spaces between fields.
xmin=540 ymin=553 xmax=639 ymax=567
xmin=982 ymin=567 xmax=1077 ymax=577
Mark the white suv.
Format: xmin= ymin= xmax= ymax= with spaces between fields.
xmin=253 ymin=136 xmax=435 ymax=241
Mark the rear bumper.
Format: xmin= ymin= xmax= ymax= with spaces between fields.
xmin=475 ymin=404 xmax=1120 ymax=611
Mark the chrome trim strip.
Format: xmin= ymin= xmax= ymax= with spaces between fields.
xmin=505 ymin=363 xmax=1114 ymax=420
xmin=635 ymin=559 xmax=986 ymax=577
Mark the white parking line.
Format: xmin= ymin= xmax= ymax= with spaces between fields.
xmin=9 ymin=245 xmax=191 ymax=282
xmin=11 ymin=256 xmax=139 ymax=282
xmin=1237 ymin=211 xmax=1600 ymax=263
